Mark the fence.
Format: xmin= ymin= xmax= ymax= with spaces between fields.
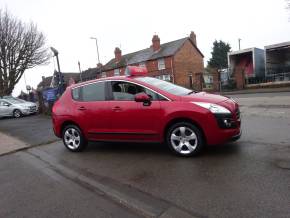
xmin=246 ymin=72 xmax=290 ymax=85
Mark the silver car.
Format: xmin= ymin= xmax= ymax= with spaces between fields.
xmin=0 ymin=98 xmax=38 ymax=118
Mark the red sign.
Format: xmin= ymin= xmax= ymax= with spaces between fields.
xmin=125 ymin=66 xmax=148 ymax=76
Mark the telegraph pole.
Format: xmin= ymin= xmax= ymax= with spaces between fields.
xmin=90 ymin=37 xmax=101 ymax=65
xmin=78 ymin=61 xmax=83 ymax=82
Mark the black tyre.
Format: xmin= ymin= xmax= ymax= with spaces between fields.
xmin=62 ymin=124 xmax=87 ymax=152
xmin=13 ymin=109 xmax=22 ymax=118
xmin=166 ymin=122 xmax=204 ymax=157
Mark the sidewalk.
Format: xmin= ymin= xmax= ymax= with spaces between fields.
xmin=220 ymin=87 xmax=290 ymax=95
xmin=0 ymin=132 xmax=28 ymax=155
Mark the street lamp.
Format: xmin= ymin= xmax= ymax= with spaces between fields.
xmin=50 ymin=47 xmax=64 ymax=94
xmin=78 ymin=61 xmax=83 ymax=82
xmin=90 ymin=37 xmax=101 ymax=65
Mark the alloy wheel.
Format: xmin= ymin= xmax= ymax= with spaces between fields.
xmin=64 ymin=128 xmax=81 ymax=150
xmin=13 ymin=110 xmax=21 ymax=118
xmin=170 ymin=126 xmax=198 ymax=155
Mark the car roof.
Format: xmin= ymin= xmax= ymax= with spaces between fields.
xmin=70 ymin=76 xmax=144 ymax=88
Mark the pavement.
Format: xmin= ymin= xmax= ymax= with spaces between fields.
xmin=220 ymin=86 xmax=290 ymax=95
xmin=0 ymin=92 xmax=290 ymax=218
xmin=0 ymin=132 xmax=29 ymax=155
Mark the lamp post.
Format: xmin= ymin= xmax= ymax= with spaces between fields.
xmin=238 ymin=38 xmax=241 ymax=50
xmin=90 ymin=37 xmax=101 ymax=65
xmin=50 ymin=47 xmax=64 ymax=94
xmin=78 ymin=61 xmax=83 ymax=82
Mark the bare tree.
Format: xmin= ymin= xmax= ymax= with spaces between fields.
xmin=0 ymin=9 xmax=49 ymax=96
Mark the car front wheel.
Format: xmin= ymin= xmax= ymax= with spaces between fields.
xmin=166 ymin=122 xmax=204 ymax=157
xmin=62 ymin=125 xmax=87 ymax=152
xmin=13 ymin=109 xmax=22 ymax=118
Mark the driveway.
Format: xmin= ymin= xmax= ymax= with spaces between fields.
xmin=0 ymin=115 xmax=58 ymax=146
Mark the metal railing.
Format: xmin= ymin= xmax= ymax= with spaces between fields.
xmin=246 ymin=72 xmax=290 ymax=85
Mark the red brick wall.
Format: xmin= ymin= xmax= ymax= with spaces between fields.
xmin=146 ymin=57 xmax=173 ymax=78
xmin=101 ymin=67 xmax=126 ymax=78
xmin=173 ymin=39 xmax=204 ymax=88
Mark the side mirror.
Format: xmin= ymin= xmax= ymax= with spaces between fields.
xmin=135 ymin=93 xmax=151 ymax=106
xmin=3 ymin=103 xmax=10 ymax=107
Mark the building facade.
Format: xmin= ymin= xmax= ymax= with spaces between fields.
xmin=100 ymin=32 xmax=204 ymax=89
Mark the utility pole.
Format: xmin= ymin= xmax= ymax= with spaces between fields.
xmin=78 ymin=61 xmax=83 ymax=82
xmin=50 ymin=47 xmax=64 ymax=94
xmin=90 ymin=37 xmax=100 ymax=65
xmin=238 ymin=38 xmax=241 ymax=50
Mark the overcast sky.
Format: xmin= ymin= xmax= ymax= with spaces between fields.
xmin=0 ymin=0 xmax=289 ymax=96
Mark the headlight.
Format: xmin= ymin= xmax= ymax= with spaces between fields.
xmin=192 ymin=102 xmax=231 ymax=114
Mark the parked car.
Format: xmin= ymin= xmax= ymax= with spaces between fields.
xmin=0 ymin=98 xmax=38 ymax=118
xmin=52 ymin=66 xmax=241 ymax=157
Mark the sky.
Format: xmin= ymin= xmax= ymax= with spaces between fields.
xmin=0 ymin=0 xmax=289 ymax=96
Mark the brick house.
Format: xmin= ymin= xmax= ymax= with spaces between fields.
xmin=101 ymin=32 xmax=204 ymax=89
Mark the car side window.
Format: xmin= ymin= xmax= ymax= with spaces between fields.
xmin=111 ymin=81 xmax=159 ymax=101
xmin=82 ymin=82 xmax=106 ymax=101
xmin=72 ymin=87 xmax=81 ymax=101
xmin=0 ymin=100 xmax=9 ymax=106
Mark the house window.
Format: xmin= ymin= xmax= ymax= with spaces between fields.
xmin=156 ymin=74 xmax=171 ymax=81
xmin=139 ymin=62 xmax=146 ymax=68
xmin=101 ymin=72 xmax=106 ymax=78
xmin=158 ymin=58 xmax=165 ymax=70
xmin=163 ymin=74 xmax=171 ymax=81
xmin=114 ymin=69 xmax=120 ymax=76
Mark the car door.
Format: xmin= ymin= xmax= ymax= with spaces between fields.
xmin=108 ymin=81 xmax=163 ymax=142
xmin=72 ymin=81 xmax=111 ymax=141
xmin=0 ymin=100 xmax=11 ymax=116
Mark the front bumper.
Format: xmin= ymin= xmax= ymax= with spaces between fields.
xmin=230 ymin=130 xmax=242 ymax=141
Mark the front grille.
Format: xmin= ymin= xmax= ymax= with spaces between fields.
xmin=29 ymin=106 xmax=37 ymax=112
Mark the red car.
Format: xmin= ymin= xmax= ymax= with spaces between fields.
xmin=52 ymin=66 xmax=241 ymax=157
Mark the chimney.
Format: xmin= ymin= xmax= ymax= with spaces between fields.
xmin=114 ymin=47 xmax=122 ymax=62
xmin=190 ymin=31 xmax=197 ymax=45
xmin=152 ymin=35 xmax=160 ymax=52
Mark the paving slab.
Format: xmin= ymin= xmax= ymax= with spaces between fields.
xmin=0 ymin=132 xmax=29 ymax=156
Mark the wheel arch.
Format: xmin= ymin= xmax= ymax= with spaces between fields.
xmin=163 ymin=117 xmax=206 ymax=144
xmin=61 ymin=120 xmax=83 ymax=136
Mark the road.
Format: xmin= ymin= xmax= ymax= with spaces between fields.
xmin=0 ymin=92 xmax=290 ymax=218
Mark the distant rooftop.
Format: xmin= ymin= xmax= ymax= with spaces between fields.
xmin=103 ymin=37 xmax=203 ymax=71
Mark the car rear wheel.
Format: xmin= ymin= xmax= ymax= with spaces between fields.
xmin=62 ymin=125 xmax=87 ymax=152
xmin=13 ymin=109 xmax=22 ymax=118
xmin=166 ymin=122 xmax=204 ymax=157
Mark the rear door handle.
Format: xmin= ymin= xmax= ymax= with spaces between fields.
xmin=78 ymin=106 xmax=86 ymax=111
xmin=112 ymin=106 xmax=121 ymax=111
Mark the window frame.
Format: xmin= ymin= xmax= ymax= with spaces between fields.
xmin=157 ymin=58 xmax=165 ymax=70
xmin=107 ymin=80 xmax=168 ymax=101
xmin=71 ymin=81 xmax=110 ymax=102
xmin=114 ymin=68 xmax=120 ymax=76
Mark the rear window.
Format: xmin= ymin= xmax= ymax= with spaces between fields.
xmin=82 ymin=82 xmax=106 ymax=101
xmin=72 ymin=87 xmax=81 ymax=101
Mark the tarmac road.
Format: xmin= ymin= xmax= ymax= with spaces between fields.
xmin=0 ymin=92 xmax=290 ymax=218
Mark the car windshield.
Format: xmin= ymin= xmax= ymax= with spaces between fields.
xmin=135 ymin=77 xmax=194 ymax=96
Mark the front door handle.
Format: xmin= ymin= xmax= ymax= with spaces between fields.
xmin=78 ymin=106 xmax=86 ymax=111
xmin=112 ymin=106 xmax=121 ymax=111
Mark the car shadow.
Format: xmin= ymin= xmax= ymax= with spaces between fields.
xmin=86 ymin=141 xmax=170 ymax=155
xmin=85 ymin=141 xmax=241 ymax=157
xmin=203 ymin=142 xmax=241 ymax=157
